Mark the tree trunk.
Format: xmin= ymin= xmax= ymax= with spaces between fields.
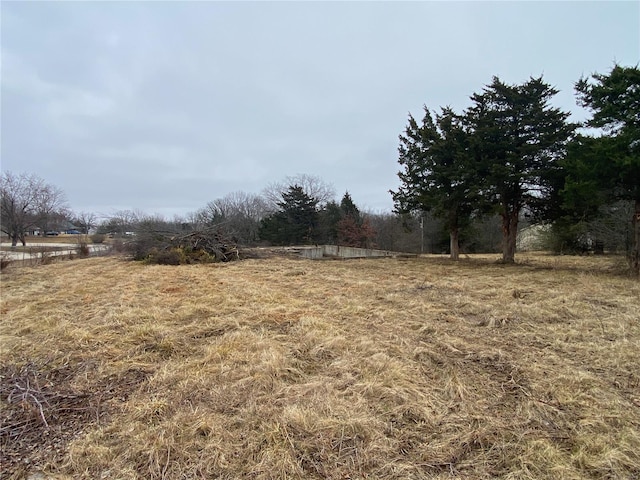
xmin=501 ymin=209 xmax=519 ymax=263
xmin=594 ymin=239 xmax=605 ymax=255
xmin=450 ymin=228 xmax=460 ymax=260
xmin=632 ymin=198 xmax=640 ymax=276
xmin=10 ymin=233 xmax=18 ymax=247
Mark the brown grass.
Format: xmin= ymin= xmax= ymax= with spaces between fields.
xmin=1 ymin=253 xmax=639 ymax=479
xmin=0 ymin=235 xmax=94 ymax=252
xmin=4 ymin=235 xmax=93 ymax=244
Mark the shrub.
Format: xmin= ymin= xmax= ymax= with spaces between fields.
xmin=541 ymin=221 xmax=592 ymax=255
xmin=90 ymin=234 xmax=105 ymax=244
xmin=149 ymin=248 xmax=187 ymax=265
xmin=0 ymin=254 xmax=11 ymax=271
xmin=40 ymin=250 xmax=54 ymax=265
xmin=184 ymin=248 xmax=213 ymax=264
xmin=111 ymin=239 xmax=126 ymax=253
xmin=142 ymin=246 xmax=217 ymax=265
xmin=77 ymin=242 xmax=90 ymax=257
xmin=128 ymin=232 xmax=166 ymax=261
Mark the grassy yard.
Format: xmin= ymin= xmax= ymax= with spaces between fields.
xmin=1 ymin=234 xmax=91 ymax=243
xmin=1 ymin=253 xmax=638 ymax=479
xmin=0 ymin=245 xmax=72 ymax=254
xmin=0 ymin=235 xmax=93 ymax=250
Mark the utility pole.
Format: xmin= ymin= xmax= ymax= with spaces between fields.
xmin=420 ymin=214 xmax=424 ymax=254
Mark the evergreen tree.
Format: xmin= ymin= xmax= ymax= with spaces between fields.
xmin=340 ymin=192 xmax=360 ymax=221
xmin=259 ymin=185 xmax=319 ymax=245
xmin=391 ymin=107 xmax=480 ymax=260
xmin=317 ymin=200 xmax=342 ymax=244
xmin=466 ymin=76 xmax=575 ymax=263
xmin=336 ymin=191 xmax=375 ymax=248
xmin=563 ymin=64 xmax=640 ymax=272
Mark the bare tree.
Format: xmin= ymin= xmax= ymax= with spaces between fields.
xmin=33 ymin=183 xmax=69 ymax=234
xmin=262 ymin=174 xmax=335 ymax=212
xmin=71 ymin=211 xmax=98 ymax=234
xmin=109 ymin=210 xmax=142 ymax=236
xmin=196 ymin=191 xmax=269 ymax=245
xmin=0 ymin=172 xmax=68 ymax=246
xmin=184 ymin=210 xmax=205 ymax=231
xmin=367 ymin=211 xmax=425 ymax=253
xmin=171 ymin=214 xmax=193 ymax=232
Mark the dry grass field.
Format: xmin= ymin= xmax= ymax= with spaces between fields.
xmin=1 ymin=235 xmax=92 ymax=245
xmin=1 ymin=253 xmax=639 ymax=479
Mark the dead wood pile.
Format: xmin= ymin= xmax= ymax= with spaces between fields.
xmin=129 ymin=227 xmax=240 ymax=264
xmin=169 ymin=230 xmax=240 ymax=262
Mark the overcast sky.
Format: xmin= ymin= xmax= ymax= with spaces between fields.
xmin=1 ymin=1 xmax=638 ymax=219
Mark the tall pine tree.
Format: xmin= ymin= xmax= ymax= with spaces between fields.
xmin=466 ymin=76 xmax=574 ymax=263
xmin=336 ymin=192 xmax=375 ymax=248
xmin=259 ymin=185 xmax=319 ymax=245
xmin=392 ymin=107 xmax=480 ymax=259
xmin=565 ymin=65 xmax=640 ymax=273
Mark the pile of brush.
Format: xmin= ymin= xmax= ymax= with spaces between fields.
xmin=168 ymin=230 xmax=240 ymax=262
xmin=128 ymin=227 xmax=240 ymax=264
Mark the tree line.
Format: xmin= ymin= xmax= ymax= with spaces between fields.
xmin=0 ymin=167 xmax=471 ymax=257
xmin=0 ymin=173 xmax=380 ymax=250
xmin=392 ymin=64 xmax=639 ymax=273
xmin=0 ymin=168 xmax=538 ymax=258
xmin=2 ymin=64 xmax=637 ymax=272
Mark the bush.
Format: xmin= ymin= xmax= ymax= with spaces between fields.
xmin=128 ymin=228 xmax=239 ymax=265
xmin=40 ymin=250 xmax=54 ymax=265
xmin=127 ymin=232 xmax=166 ymax=261
xmin=77 ymin=242 xmax=90 ymax=257
xmin=149 ymin=248 xmax=187 ymax=265
xmin=0 ymin=254 xmax=11 ymax=271
xmin=90 ymin=234 xmax=105 ymax=244
xmin=183 ymin=248 xmax=213 ymax=264
xmin=111 ymin=239 xmax=126 ymax=253
xmin=143 ymin=247 xmax=217 ymax=265
xmin=541 ymin=221 xmax=592 ymax=255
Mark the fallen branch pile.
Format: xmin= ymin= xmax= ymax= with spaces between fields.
xmin=169 ymin=230 xmax=239 ymax=262
xmin=128 ymin=227 xmax=240 ymax=264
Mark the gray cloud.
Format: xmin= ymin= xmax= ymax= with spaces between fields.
xmin=2 ymin=1 xmax=638 ymax=218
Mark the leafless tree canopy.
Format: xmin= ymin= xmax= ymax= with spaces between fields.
xmin=262 ymin=174 xmax=336 ymax=212
xmin=71 ymin=211 xmax=98 ymax=234
xmin=194 ymin=191 xmax=269 ymax=245
xmin=107 ymin=210 xmax=145 ymax=235
xmin=0 ymin=171 xmax=69 ymax=246
xmin=198 ymin=192 xmax=268 ymax=223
